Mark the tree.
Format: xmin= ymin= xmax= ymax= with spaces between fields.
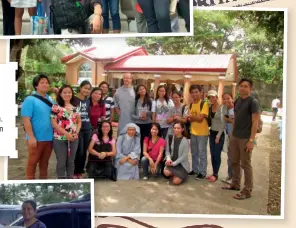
xmin=10 ymin=38 xmax=92 ymax=81
xmin=126 ymin=10 xmax=284 ymax=84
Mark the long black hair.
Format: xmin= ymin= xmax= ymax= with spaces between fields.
xmin=89 ymin=87 xmax=104 ymax=107
xmin=148 ymin=123 xmax=162 ymax=141
xmin=97 ymin=121 xmax=113 ymax=143
xmin=135 ymin=85 xmax=152 ymax=110
xmin=173 ymin=121 xmax=186 ymax=137
xmin=56 ymin=85 xmax=77 ymax=107
xmin=155 ymin=85 xmax=169 ymax=103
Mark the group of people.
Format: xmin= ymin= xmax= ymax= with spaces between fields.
xmin=1 ymin=0 xmax=190 ymax=35
xmin=21 ymin=72 xmax=261 ymax=200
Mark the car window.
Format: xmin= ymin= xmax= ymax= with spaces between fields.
xmin=77 ymin=210 xmax=91 ymax=228
xmin=37 ymin=210 xmax=73 ymax=228
xmin=0 ymin=210 xmax=22 ymax=226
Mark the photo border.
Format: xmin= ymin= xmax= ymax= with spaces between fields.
xmin=0 ymin=0 xmax=194 ymax=40
xmin=0 ymin=179 xmax=95 ymax=228
xmin=93 ymin=7 xmax=287 ymax=219
xmin=4 ymin=6 xmax=287 ymax=221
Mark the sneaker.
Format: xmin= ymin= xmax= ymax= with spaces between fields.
xmin=195 ymin=173 xmax=206 ymax=180
xmin=143 ymin=176 xmax=148 ymax=180
xmin=188 ymin=171 xmax=196 ymax=175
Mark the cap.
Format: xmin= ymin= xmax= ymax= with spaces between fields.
xmin=207 ymin=90 xmax=218 ymax=97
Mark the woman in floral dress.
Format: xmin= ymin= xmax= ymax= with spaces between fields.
xmin=51 ymin=85 xmax=81 ymax=179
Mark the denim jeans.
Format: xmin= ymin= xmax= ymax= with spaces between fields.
xmin=178 ymin=0 xmax=190 ymax=32
xmin=141 ymin=157 xmax=161 ymax=177
xmin=138 ymin=0 xmax=171 ymax=33
xmin=209 ymin=130 xmax=225 ymax=177
xmin=171 ymin=13 xmax=179 ymax=33
xmin=190 ymin=135 xmax=208 ymax=176
xmin=102 ymin=0 xmax=121 ymax=30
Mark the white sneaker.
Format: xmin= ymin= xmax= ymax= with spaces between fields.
xmin=143 ymin=176 xmax=148 ymax=180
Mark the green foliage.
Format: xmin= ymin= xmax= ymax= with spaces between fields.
xmin=0 ymin=183 xmax=90 ymax=206
xmin=126 ymin=10 xmax=284 ymax=84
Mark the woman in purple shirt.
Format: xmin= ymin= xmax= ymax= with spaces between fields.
xmin=21 ymin=200 xmax=46 ymax=228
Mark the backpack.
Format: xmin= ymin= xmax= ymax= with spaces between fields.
xmin=234 ymin=96 xmax=263 ymax=133
xmin=50 ymin=0 xmax=88 ymax=30
xmin=188 ymin=100 xmax=212 ymax=131
xmin=181 ymin=104 xmax=191 ymax=139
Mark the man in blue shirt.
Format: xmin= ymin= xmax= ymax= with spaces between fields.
xmin=21 ymin=74 xmax=54 ymax=179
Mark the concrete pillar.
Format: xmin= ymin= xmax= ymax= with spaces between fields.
xmin=183 ymin=75 xmax=192 ymax=105
xmin=232 ymin=82 xmax=237 ymax=99
xmin=153 ymin=74 xmax=161 ymax=99
xmin=218 ymin=76 xmax=226 ymax=103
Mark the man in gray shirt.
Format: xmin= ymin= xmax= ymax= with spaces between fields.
xmin=114 ymin=73 xmax=136 ymax=135
xmin=222 ymin=78 xmax=260 ymax=200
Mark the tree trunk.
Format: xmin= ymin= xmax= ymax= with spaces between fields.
xmin=10 ymin=39 xmax=24 ymax=81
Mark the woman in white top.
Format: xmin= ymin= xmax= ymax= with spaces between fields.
xmin=152 ymin=85 xmax=174 ymax=139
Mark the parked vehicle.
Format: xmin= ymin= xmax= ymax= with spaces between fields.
xmin=0 ymin=205 xmax=22 ymax=226
xmin=10 ymin=201 xmax=91 ymax=228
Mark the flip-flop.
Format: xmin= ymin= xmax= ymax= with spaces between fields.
xmin=208 ymin=176 xmax=217 ymax=182
xmin=233 ymin=190 xmax=251 ymax=200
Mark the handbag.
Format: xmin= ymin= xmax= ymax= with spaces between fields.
xmin=11 ymin=0 xmax=37 ymax=8
xmin=31 ymin=2 xmax=49 ymax=35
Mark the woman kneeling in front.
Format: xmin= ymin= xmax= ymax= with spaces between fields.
xmin=116 ymin=123 xmax=141 ymax=180
xmin=164 ymin=121 xmax=190 ymax=185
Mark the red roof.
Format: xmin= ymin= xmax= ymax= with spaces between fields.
xmin=105 ymin=54 xmax=236 ymax=72
xmin=61 ymin=46 xmax=148 ymax=63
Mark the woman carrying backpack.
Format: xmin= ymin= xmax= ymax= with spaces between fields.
xmin=50 ymin=0 xmax=103 ymax=34
xmin=167 ymin=91 xmax=189 ymax=138
xmin=207 ymin=90 xmax=227 ymax=182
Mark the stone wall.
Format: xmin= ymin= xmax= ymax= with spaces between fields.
xmin=223 ymin=80 xmax=283 ymax=110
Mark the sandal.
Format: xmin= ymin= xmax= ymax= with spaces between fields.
xmin=208 ymin=176 xmax=217 ymax=182
xmin=221 ymin=184 xmax=240 ymax=191
xmin=206 ymin=175 xmax=213 ymax=180
xmin=233 ymin=189 xmax=251 ymax=200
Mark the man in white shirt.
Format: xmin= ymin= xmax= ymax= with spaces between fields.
xmin=271 ymin=96 xmax=281 ymax=121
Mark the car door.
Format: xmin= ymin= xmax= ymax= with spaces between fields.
xmin=37 ymin=208 xmax=75 ymax=228
xmin=75 ymin=208 xmax=91 ymax=228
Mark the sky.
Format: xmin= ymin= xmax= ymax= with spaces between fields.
xmin=92 ymin=37 xmax=128 ymax=49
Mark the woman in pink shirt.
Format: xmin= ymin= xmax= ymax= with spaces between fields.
xmin=141 ymin=123 xmax=166 ymax=180
xmin=89 ymin=87 xmax=106 ymax=130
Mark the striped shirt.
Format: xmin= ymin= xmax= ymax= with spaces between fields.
xmin=102 ymin=96 xmax=114 ymax=121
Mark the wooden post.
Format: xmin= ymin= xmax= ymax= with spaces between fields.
xmin=218 ymin=76 xmax=226 ymax=103
xmin=232 ymin=82 xmax=237 ymax=99
xmin=184 ymin=75 xmax=192 ymax=105
xmin=153 ymin=74 xmax=161 ymax=99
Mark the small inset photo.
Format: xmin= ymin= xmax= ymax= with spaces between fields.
xmin=0 ymin=180 xmax=94 ymax=228
xmin=0 ymin=0 xmax=192 ymax=38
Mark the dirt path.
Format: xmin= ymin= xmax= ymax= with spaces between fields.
xmin=9 ymin=115 xmax=282 ymax=215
